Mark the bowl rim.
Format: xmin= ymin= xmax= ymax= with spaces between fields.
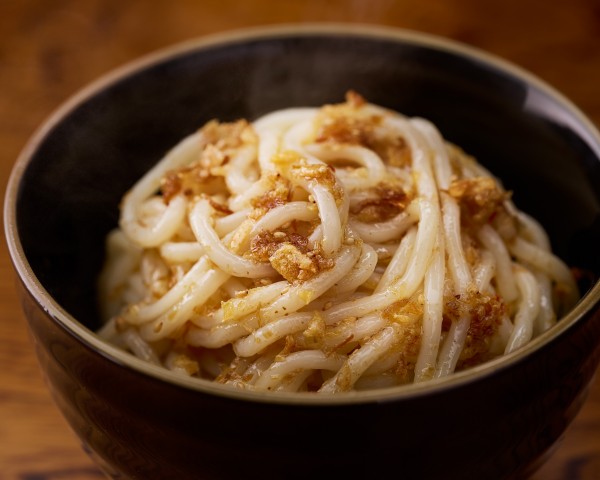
xmin=4 ymin=22 xmax=600 ymax=406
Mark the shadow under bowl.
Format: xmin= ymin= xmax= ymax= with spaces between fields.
xmin=4 ymin=24 xmax=600 ymax=480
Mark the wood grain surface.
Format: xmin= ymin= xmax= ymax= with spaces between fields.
xmin=1 ymin=1 xmax=599 ymax=479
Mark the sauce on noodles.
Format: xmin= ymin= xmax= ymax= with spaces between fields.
xmin=98 ymin=91 xmax=579 ymax=393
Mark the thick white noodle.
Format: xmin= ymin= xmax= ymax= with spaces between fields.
xmin=473 ymin=249 xmax=496 ymax=292
xmin=236 ymin=201 xmax=318 ymax=252
xmin=324 ymin=198 xmax=438 ymax=325
xmin=214 ymin=209 xmax=251 ymax=237
xmin=305 ymin=144 xmax=387 ymax=190
xmin=253 ymin=351 xmax=346 ymax=391
xmin=516 ymin=211 xmax=551 ymax=251
xmin=274 ymin=371 xmax=315 ymax=392
xmin=120 ymin=132 xmax=202 ymax=247
xmin=414 ymin=229 xmax=445 ymax=382
xmin=253 ymin=108 xmax=316 ymax=170
xmin=505 ymin=267 xmax=541 ymax=353
xmin=508 ymin=237 xmax=579 ymax=309
xmin=224 ymin=145 xmax=257 ymax=195
xmin=478 ymin=224 xmax=519 ymax=303
xmin=233 ymin=312 xmax=315 ymax=357
xmin=98 ymin=229 xmax=143 ymax=320
xmin=433 ymin=318 xmax=470 ymax=378
xmin=259 ymin=245 xmax=361 ymax=321
xmin=411 ymin=117 xmax=453 ymax=190
xmin=221 ymin=277 xmax=248 ymax=297
xmin=375 ymin=227 xmax=417 ymax=293
xmin=186 ymin=317 xmax=251 ymax=349
xmin=350 ymin=210 xmax=417 ymax=243
xmin=324 ymin=117 xmax=441 ymax=322
xmin=327 ymin=243 xmax=378 ymax=296
xmin=159 ymin=242 xmax=204 ymax=264
xmin=217 ymin=351 xmax=278 ymax=388
xmin=122 ymin=328 xmax=161 ymax=365
xmin=319 ymin=324 xmax=401 ymax=393
xmin=442 ymin=194 xmax=472 ymax=292
xmin=533 ymin=271 xmax=556 ymax=334
xmin=321 ymin=313 xmax=386 ymax=350
xmin=99 ymin=96 xmax=578 ymax=393
xmin=215 ymin=281 xmax=289 ymax=324
xmin=307 ymin=184 xmax=342 ymax=257
xmin=139 ymin=266 xmax=230 ymax=342
xmin=122 ymin=256 xmax=212 ymax=324
xmin=369 ymin=242 xmax=400 ymax=261
xmin=227 ymin=176 xmax=271 ymax=212
xmin=185 ymin=246 xmax=360 ymax=348
xmin=434 ymin=194 xmax=474 ymax=378
xmin=189 ymin=199 xmax=276 ymax=278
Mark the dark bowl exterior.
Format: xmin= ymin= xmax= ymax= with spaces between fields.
xmin=16 ymin=274 xmax=600 ymax=480
xmin=6 ymin=25 xmax=600 ymax=480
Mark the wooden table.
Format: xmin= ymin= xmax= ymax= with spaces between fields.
xmin=1 ymin=1 xmax=599 ymax=478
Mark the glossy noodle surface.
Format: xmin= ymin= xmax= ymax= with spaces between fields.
xmin=98 ymin=92 xmax=579 ymax=393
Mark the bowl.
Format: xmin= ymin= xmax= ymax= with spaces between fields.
xmin=4 ymin=24 xmax=600 ymax=480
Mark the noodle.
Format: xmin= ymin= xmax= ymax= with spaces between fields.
xmin=98 ymin=91 xmax=579 ymax=393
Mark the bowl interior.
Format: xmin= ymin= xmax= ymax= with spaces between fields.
xmin=12 ymin=27 xmax=600 ymax=334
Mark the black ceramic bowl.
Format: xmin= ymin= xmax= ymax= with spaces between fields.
xmin=5 ymin=24 xmax=600 ymax=480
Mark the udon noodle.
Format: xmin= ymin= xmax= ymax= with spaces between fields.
xmin=98 ymin=91 xmax=579 ymax=393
